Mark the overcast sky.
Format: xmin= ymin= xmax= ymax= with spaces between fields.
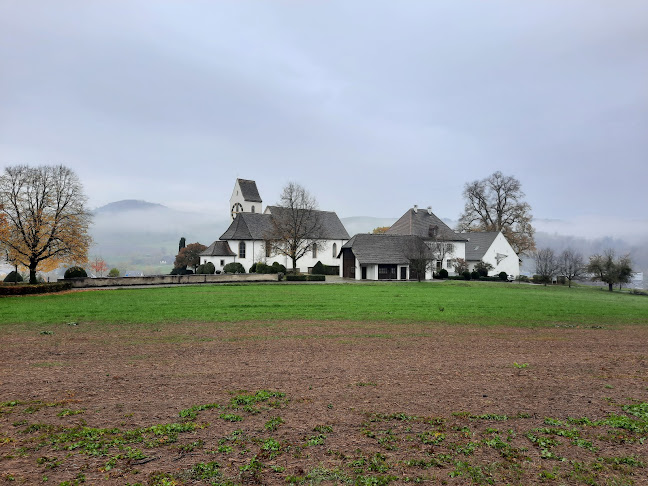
xmin=1 ymin=1 xmax=647 ymax=241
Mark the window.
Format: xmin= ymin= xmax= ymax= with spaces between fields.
xmin=312 ymin=243 xmax=317 ymax=258
xmin=239 ymin=242 xmax=246 ymax=259
xmin=445 ymin=243 xmax=454 ymax=254
xmin=446 ymin=259 xmax=454 ymax=269
xmin=265 ymin=241 xmax=271 ymax=258
xmin=251 ymin=205 xmax=255 ymax=213
xmin=332 ymin=243 xmax=337 ymax=257
xmin=220 ymin=259 xmax=225 ymax=266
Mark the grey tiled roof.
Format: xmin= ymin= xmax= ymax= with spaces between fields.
xmin=219 ymin=207 xmax=349 ymax=241
xmin=238 ymin=179 xmax=262 ymax=203
xmin=200 ymin=240 xmax=236 ymax=257
xmin=341 ymin=234 xmax=424 ymax=264
xmin=387 ymin=208 xmax=468 ymax=241
xmin=464 ymin=232 xmax=500 ymax=261
xmin=265 ymin=206 xmax=350 ymax=240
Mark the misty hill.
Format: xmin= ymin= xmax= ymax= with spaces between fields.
xmin=94 ymin=200 xmax=167 ymax=214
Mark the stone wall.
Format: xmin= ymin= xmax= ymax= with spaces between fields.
xmin=60 ymin=273 xmax=279 ymax=288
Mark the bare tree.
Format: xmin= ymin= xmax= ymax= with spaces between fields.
xmin=0 ymin=165 xmax=92 ymax=284
xmin=268 ymin=182 xmax=322 ymax=272
xmin=453 ymin=258 xmax=469 ymax=274
xmin=403 ymin=237 xmax=434 ymax=282
xmin=457 ymin=171 xmax=535 ymax=256
xmin=557 ymin=248 xmax=585 ymax=288
xmin=587 ymin=249 xmax=633 ymax=291
xmin=534 ymin=248 xmax=558 ymax=286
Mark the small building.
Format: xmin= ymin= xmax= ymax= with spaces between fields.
xmin=198 ymin=241 xmax=237 ymax=273
xmin=340 ymin=234 xmax=422 ymax=280
xmin=464 ymin=231 xmax=520 ymax=277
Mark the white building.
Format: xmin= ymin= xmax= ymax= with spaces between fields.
xmin=201 ymin=179 xmax=349 ymax=273
xmin=464 ymin=231 xmax=520 ymax=277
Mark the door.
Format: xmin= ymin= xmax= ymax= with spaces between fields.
xmin=400 ymin=267 xmax=407 ymax=280
xmin=378 ymin=265 xmax=397 ymax=280
xmin=361 ymin=266 xmax=367 ymax=280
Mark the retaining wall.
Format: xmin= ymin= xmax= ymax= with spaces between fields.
xmin=60 ymin=273 xmax=279 ymax=288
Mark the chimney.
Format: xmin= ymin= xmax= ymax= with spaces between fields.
xmin=427 ymin=206 xmax=432 ymax=215
xmin=413 ymin=205 xmax=418 ymax=213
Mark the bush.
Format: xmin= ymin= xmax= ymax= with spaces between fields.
xmin=531 ymin=274 xmax=550 ymax=285
xmin=170 ymin=267 xmax=190 ymax=275
xmin=499 ymin=271 xmax=508 ymax=281
xmin=64 ymin=266 xmax=87 ymax=279
xmin=223 ymin=262 xmax=246 ymax=274
xmin=108 ymin=268 xmax=120 ymax=277
xmin=470 ymin=270 xmax=480 ymax=280
xmin=255 ymin=263 xmax=275 ymax=274
xmin=462 ymin=271 xmax=471 ymax=280
xmin=3 ymin=271 xmax=23 ymax=283
xmin=272 ymin=262 xmax=287 ymax=274
xmin=196 ymin=262 xmax=216 ymax=275
xmin=312 ymin=261 xmax=326 ymax=275
xmin=438 ymin=269 xmax=449 ymax=279
xmin=285 ymin=274 xmax=325 ymax=281
xmin=516 ymin=275 xmax=530 ymax=283
xmin=249 ymin=262 xmax=257 ymax=273
xmin=0 ymin=282 xmax=72 ymax=296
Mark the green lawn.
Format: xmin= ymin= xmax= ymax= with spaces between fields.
xmin=1 ymin=281 xmax=646 ymax=327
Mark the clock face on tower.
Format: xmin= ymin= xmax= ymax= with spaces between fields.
xmin=231 ymin=203 xmax=244 ymax=218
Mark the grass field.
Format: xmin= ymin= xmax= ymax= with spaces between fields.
xmin=1 ymin=281 xmax=647 ymax=327
xmin=2 ymin=282 xmax=648 ymax=485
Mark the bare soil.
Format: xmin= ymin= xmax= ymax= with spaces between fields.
xmin=1 ymin=321 xmax=647 ymax=485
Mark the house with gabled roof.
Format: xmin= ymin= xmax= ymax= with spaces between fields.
xmin=464 ymin=231 xmax=520 ymax=277
xmin=202 ymin=179 xmax=349 ymax=273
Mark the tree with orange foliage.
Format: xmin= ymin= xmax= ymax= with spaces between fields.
xmin=90 ymin=257 xmax=108 ymax=277
xmin=372 ymin=226 xmax=390 ymax=234
xmin=0 ymin=165 xmax=92 ymax=284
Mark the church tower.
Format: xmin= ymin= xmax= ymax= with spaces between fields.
xmin=229 ymin=179 xmax=262 ymax=220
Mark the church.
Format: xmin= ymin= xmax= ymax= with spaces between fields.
xmin=199 ymin=179 xmax=350 ymax=274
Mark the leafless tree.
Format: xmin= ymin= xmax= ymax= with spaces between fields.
xmin=0 ymin=165 xmax=92 ymax=284
xmin=557 ymin=248 xmax=585 ymax=288
xmin=457 ymin=171 xmax=536 ymax=256
xmin=534 ymin=248 xmax=558 ymax=286
xmin=402 ymin=237 xmax=434 ymax=282
xmin=267 ymin=182 xmax=322 ymax=272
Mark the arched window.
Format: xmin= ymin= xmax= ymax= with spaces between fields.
xmin=251 ymin=205 xmax=255 ymax=213
xmin=332 ymin=243 xmax=337 ymax=257
xmin=312 ymin=243 xmax=317 ymax=258
xmin=239 ymin=242 xmax=246 ymax=259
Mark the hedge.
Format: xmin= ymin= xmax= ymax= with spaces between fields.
xmin=285 ymin=274 xmax=326 ymax=281
xmin=0 ymin=282 xmax=73 ymax=296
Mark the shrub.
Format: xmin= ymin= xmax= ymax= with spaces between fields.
xmin=516 ymin=275 xmax=530 ymax=283
xmin=255 ymin=263 xmax=275 ymax=274
xmin=223 ymin=262 xmax=245 ymax=274
xmin=271 ymin=262 xmax=287 ymax=274
xmin=249 ymin=262 xmax=257 ymax=273
xmin=499 ymin=271 xmax=508 ymax=281
xmin=0 ymin=282 xmax=72 ymax=296
xmin=108 ymin=268 xmax=120 ymax=277
xmin=64 ymin=266 xmax=87 ymax=279
xmin=312 ymin=261 xmax=326 ymax=275
xmin=170 ymin=267 xmax=190 ymax=275
xmin=462 ymin=271 xmax=471 ymax=280
xmin=3 ymin=271 xmax=23 ymax=283
xmin=196 ymin=262 xmax=216 ymax=275
xmin=286 ymin=274 xmax=325 ymax=281
xmin=438 ymin=269 xmax=449 ymax=279
xmin=470 ymin=270 xmax=480 ymax=280
xmin=475 ymin=261 xmax=494 ymax=277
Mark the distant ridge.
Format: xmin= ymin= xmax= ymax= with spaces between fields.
xmin=94 ymin=200 xmax=168 ymax=213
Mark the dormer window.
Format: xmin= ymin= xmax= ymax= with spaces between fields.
xmin=428 ymin=225 xmax=438 ymax=238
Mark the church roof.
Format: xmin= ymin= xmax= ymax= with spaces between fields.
xmin=341 ymin=234 xmax=423 ymax=264
xmin=237 ymin=179 xmax=262 ymax=203
xmin=387 ymin=207 xmax=468 ymax=241
xmin=220 ymin=208 xmax=349 ymax=241
xmin=199 ymin=240 xmax=236 ymax=257
xmin=464 ymin=232 xmax=500 ymax=261
xmin=265 ymin=206 xmax=350 ymax=240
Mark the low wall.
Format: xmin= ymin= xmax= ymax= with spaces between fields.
xmin=60 ymin=273 xmax=279 ymax=288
